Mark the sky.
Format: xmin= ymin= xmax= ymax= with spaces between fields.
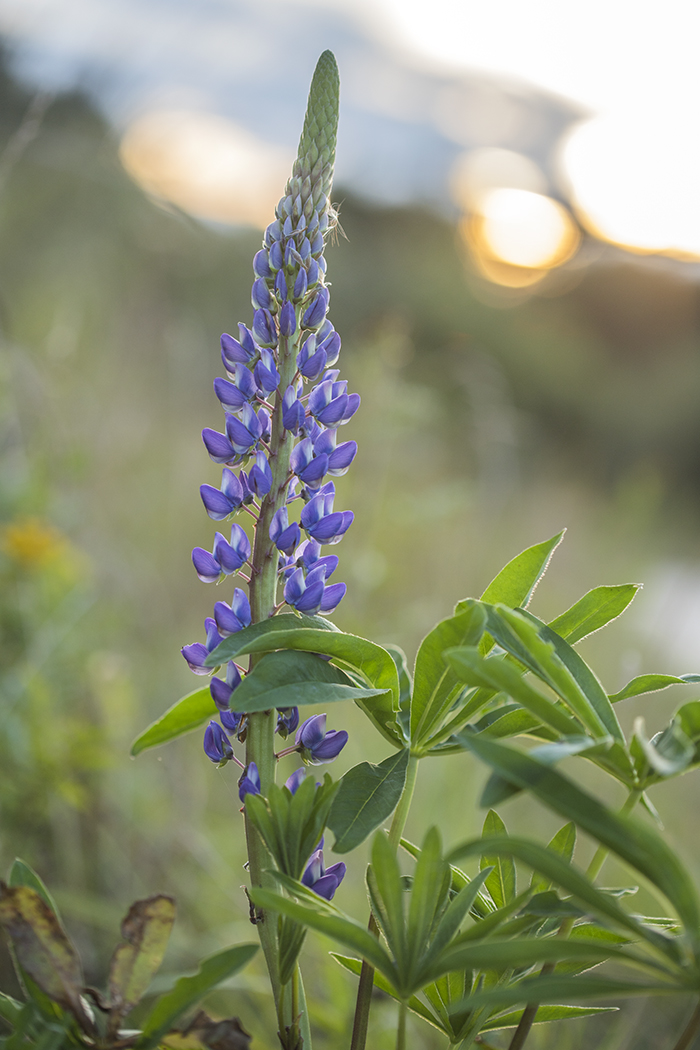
xmin=2 ymin=0 xmax=700 ymax=259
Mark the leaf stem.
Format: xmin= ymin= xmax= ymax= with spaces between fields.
xmin=350 ymin=752 xmax=419 ymax=1050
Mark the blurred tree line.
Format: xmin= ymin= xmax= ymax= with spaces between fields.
xmin=1 ymin=42 xmax=700 ymax=1047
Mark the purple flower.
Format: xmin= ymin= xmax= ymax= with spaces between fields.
xmin=210 ymin=661 xmax=242 ymax=708
xmin=213 ymin=588 xmax=251 ymax=636
xmin=279 ymin=301 xmax=296 ymax=337
xmin=204 ymin=721 xmax=234 ymax=764
xmin=252 ymin=308 xmax=277 ymax=348
xmin=225 ymin=403 xmax=264 ymax=456
xmin=284 ymin=565 xmax=327 ymax=615
xmin=320 ymin=582 xmax=346 ymax=614
xmin=296 ymin=713 xmax=348 ymax=764
xmin=202 ymin=427 xmax=239 ymax=466
xmin=254 ymin=349 xmax=280 ymax=396
xmin=238 ymin=762 xmax=261 ymax=802
xmin=302 ymin=288 xmax=329 ymax=330
xmin=270 ymin=507 xmax=301 ymax=555
xmin=301 ymin=848 xmax=346 ymax=900
xmin=249 ymin=451 xmax=273 ymax=497
xmin=276 ymin=706 xmax=299 ymax=738
xmin=283 ymin=384 xmax=306 ymax=434
xmin=284 ymin=767 xmax=306 ymax=794
xmin=300 ymin=493 xmax=354 ymax=545
xmin=181 ymin=617 xmax=223 ymax=673
xmin=221 ymin=328 xmax=257 ymax=367
xmin=200 ymin=469 xmax=245 ymax=520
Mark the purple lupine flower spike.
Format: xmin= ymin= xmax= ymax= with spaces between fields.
xmin=210 ymin=661 xmax=242 ymax=708
xmin=238 ymin=762 xmax=261 ymax=802
xmin=181 ymin=617 xmax=224 ymax=672
xmin=301 ymin=847 xmax=346 ymax=900
xmin=296 ymin=713 xmax=348 ymax=764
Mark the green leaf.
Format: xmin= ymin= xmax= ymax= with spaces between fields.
xmin=228 ymin=650 xmax=390 ymax=713
xmin=108 ymin=896 xmax=176 ymax=1024
xmin=138 ymin=944 xmax=258 ymax=1049
xmin=405 ymin=828 xmax=450 ymax=983
xmin=482 ymin=1004 xmax=618 ymax=1030
xmin=449 ymin=975 xmax=681 ymax=1018
xmin=531 ymin=823 xmax=576 ymax=894
xmin=328 ymin=750 xmax=409 ymax=854
xmin=205 ymin=615 xmax=402 ymax=745
xmin=480 ymin=811 xmax=515 ymax=908
xmin=493 ymin=606 xmax=626 ymax=746
xmin=131 ymin=687 xmax=215 ymax=757
xmin=463 ymin=736 xmax=700 ymax=943
xmin=246 ymin=774 xmax=338 ymax=880
xmin=411 ymin=603 xmax=487 ymax=749
xmin=249 ymin=887 xmax=395 ymax=981
xmin=548 ymin=585 xmax=639 ymax=645
xmin=445 ymin=647 xmax=586 ymax=739
xmin=481 ymin=737 xmax=607 ymax=808
xmin=0 ymin=993 xmax=24 ymax=1027
xmin=0 ymin=885 xmax=84 ymax=1018
xmin=428 ymin=936 xmax=624 ymax=985
xmin=478 ymin=531 xmax=565 ymax=611
xmin=610 ymin=674 xmax=700 ymax=704
xmin=634 ymin=717 xmax=694 ymax=777
xmin=368 ymin=833 xmax=407 ymax=966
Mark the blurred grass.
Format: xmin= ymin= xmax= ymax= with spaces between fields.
xmin=1 ymin=49 xmax=700 ymax=1048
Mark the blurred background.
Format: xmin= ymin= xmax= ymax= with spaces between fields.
xmin=1 ymin=0 xmax=700 ymax=1045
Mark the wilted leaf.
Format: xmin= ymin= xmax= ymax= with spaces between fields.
xmin=109 ymin=895 xmax=176 ymax=1024
xmin=0 ymin=884 xmax=85 ymax=1021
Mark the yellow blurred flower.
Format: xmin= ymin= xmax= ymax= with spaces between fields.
xmin=1 ymin=516 xmax=67 ymax=568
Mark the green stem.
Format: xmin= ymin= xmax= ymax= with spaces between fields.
xmin=350 ymin=753 xmax=419 ymax=1050
xmin=244 ymin=320 xmax=302 ymax=1019
xmin=396 ymin=1002 xmax=407 ymax=1050
xmin=671 ymin=998 xmax=700 ymax=1050
xmin=507 ymin=786 xmax=642 ymax=1050
xmin=297 ymin=968 xmax=313 ymax=1050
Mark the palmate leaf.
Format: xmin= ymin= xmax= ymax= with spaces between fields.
xmin=488 ymin=606 xmax=624 ymax=744
xmin=449 ymin=834 xmax=681 ymax=967
xmin=205 ymin=614 xmax=403 ymax=746
xmin=481 ymin=1003 xmax=618 ymax=1030
xmin=461 ymin=737 xmax=700 ymax=953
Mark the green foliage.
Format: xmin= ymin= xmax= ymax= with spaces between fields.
xmin=205 ymin=614 xmax=403 ymax=745
xmin=0 ymin=860 xmax=257 ymax=1050
xmin=327 ymin=749 xmax=409 ymax=853
xmin=245 ymin=774 xmax=339 ymax=880
xmin=224 ymin=650 xmax=389 ymax=713
xmin=130 ymin=686 xmax=215 ymax=756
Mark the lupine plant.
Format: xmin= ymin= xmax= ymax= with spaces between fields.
xmin=18 ymin=48 xmax=699 ymax=1050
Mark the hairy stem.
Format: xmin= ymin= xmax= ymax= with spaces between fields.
xmin=507 ymin=786 xmax=642 ymax=1050
xmin=350 ymin=754 xmax=419 ymax=1050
